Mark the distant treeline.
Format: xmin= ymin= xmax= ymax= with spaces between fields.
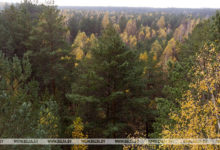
xmin=59 ymin=6 xmax=218 ymax=17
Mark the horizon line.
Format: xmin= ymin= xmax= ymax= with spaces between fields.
xmin=0 ymin=2 xmax=219 ymax=9
xmin=58 ymin=5 xmax=220 ymax=9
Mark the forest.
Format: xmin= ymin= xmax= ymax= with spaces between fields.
xmin=0 ymin=0 xmax=220 ymax=150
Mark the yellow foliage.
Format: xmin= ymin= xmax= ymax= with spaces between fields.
xmin=124 ymin=19 xmax=137 ymax=35
xmin=73 ymin=32 xmax=88 ymax=48
xmin=61 ymin=55 xmax=71 ymax=60
xmin=75 ymin=48 xmax=84 ymax=60
xmin=75 ymin=63 xmax=79 ymax=67
xmin=88 ymin=33 xmax=97 ymax=50
xmin=85 ymin=51 xmax=92 ymax=59
xmin=102 ymin=12 xmax=110 ymax=29
xmin=159 ymin=38 xmax=176 ymax=70
xmin=151 ymin=29 xmax=156 ymax=37
xmin=218 ymin=98 xmax=220 ymax=104
xmin=66 ymin=29 xmax=71 ymax=43
xmin=138 ymin=30 xmax=145 ymax=41
xmin=174 ymin=19 xmax=200 ymax=42
xmin=173 ymin=24 xmax=184 ymax=41
xmin=161 ymin=43 xmax=220 ymax=149
xmin=199 ymin=80 xmax=208 ymax=92
xmin=123 ymin=131 xmax=156 ymax=150
xmin=139 ymin=52 xmax=148 ymax=62
xmin=129 ymin=35 xmax=137 ymax=48
xmin=72 ymin=32 xmax=97 ymax=60
xmin=113 ymin=23 xmax=121 ymax=33
xmin=110 ymin=16 xmax=116 ymax=24
xmin=157 ymin=16 xmax=165 ymax=28
xmin=71 ymin=117 xmax=88 ymax=150
xmin=120 ymin=32 xmax=129 ymax=44
xmin=145 ymin=26 xmax=151 ymax=39
xmin=153 ymin=53 xmax=157 ymax=61
xmin=158 ymin=28 xmax=167 ymax=38
xmin=125 ymin=89 xmax=130 ymax=93
xmin=150 ymin=40 xmax=163 ymax=61
xmin=39 ymin=108 xmax=59 ymax=138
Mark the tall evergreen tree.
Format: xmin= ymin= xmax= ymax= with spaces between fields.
xmin=27 ymin=5 xmax=71 ymax=93
xmin=25 ymin=4 xmax=75 ymax=139
xmin=68 ymin=25 xmax=148 ymax=138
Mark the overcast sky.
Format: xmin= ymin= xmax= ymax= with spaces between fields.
xmin=1 ymin=0 xmax=220 ymax=8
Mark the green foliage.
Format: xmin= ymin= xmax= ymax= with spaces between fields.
xmin=0 ymin=2 xmax=219 ymax=150
xmin=151 ymin=61 xmax=190 ymax=137
xmin=37 ymin=99 xmax=60 ymax=138
xmin=68 ymin=25 xmax=148 ymax=138
xmin=0 ymin=52 xmax=37 ymax=136
xmin=27 ymin=5 xmax=70 ymax=91
xmin=161 ymin=42 xmax=220 ymax=150
xmin=152 ymin=10 xmax=220 ymax=140
xmin=0 ymin=53 xmax=39 ymax=150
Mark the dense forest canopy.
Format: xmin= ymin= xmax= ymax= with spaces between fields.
xmin=0 ymin=1 xmax=220 ymax=150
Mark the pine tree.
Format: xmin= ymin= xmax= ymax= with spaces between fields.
xmin=68 ymin=25 xmax=148 ymax=138
xmin=27 ymin=5 xmax=70 ymax=93
xmin=26 ymin=4 xmax=75 ymax=140
xmin=0 ymin=2 xmax=39 ymax=58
